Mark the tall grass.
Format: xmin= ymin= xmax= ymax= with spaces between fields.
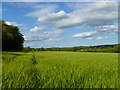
xmin=2 ymin=52 xmax=40 ymax=88
xmin=2 ymin=52 xmax=118 ymax=88
xmin=35 ymin=52 xmax=118 ymax=88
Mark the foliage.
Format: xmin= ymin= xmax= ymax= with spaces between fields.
xmin=22 ymin=47 xmax=31 ymax=52
xmin=114 ymin=44 xmax=120 ymax=53
xmin=1 ymin=20 xmax=24 ymax=51
xmin=23 ymin=44 xmax=120 ymax=53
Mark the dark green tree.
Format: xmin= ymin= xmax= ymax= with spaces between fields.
xmin=41 ymin=47 xmax=45 ymax=51
xmin=22 ymin=47 xmax=31 ymax=52
xmin=114 ymin=44 xmax=120 ymax=53
xmin=1 ymin=20 xmax=24 ymax=51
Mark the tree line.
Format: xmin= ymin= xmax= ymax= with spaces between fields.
xmin=23 ymin=44 xmax=120 ymax=53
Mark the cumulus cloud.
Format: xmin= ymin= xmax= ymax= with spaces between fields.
xmin=72 ymin=31 xmax=108 ymax=40
xmin=29 ymin=26 xmax=45 ymax=32
xmin=26 ymin=4 xmax=58 ymax=17
xmin=72 ymin=31 xmax=97 ymax=38
xmin=86 ymin=37 xmax=108 ymax=40
xmin=35 ymin=2 xmax=118 ymax=30
xmin=72 ymin=23 xmax=118 ymax=40
xmin=38 ymin=11 xmax=69 ymax=23
xmin=96 ymin=37 xmax=107 ymax=40
xmin=23 ymin=35 xmax=49 ymax=42
xmin=24 ymin=28 xmax=63 ymax=44
xmin=24 ymin=2 xmax=118 ymax=47
xmin=43 ymin=29 xmax=63 ymax=37
xmin=25 ymin=2 xmax=118 ymax=30
xmin=96 ymin=24 xmax=118 ymax=33
xmin=55 ymin=2 xmax=118 ymax=29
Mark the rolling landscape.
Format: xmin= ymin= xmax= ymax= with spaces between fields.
xmin=1 ymin=1 xmax=119 ymax=89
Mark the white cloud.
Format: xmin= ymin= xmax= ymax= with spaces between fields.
xmin=72 ymin=31 xmax=97 ymax=38
xmin=72 ymin=23 xmax=118 ymax=40
xmin=35 ymin=2 xmax=118 ymax=30
xmin=38 ymin=11 xmax=69 ymax=23
xmin=43 ymin=30 xmax=64 ymax=43
xmin=25 ymin=2 xmax=118 ymax=30
xmin=24 ymin=27 xmax=63 ymax=44
xmin=26 ymin=4 xmax=58 ymax=17
xmin=55 ymin=2 xmax=118 ymax=29
xmin=96 ymin=37 xmax=107 ymax=40
xmin=86 ymin=37 xmax=108 ymax=40
xmin=23 ymin=35 xmax=48 ymax=41
xmin=73 ymin=34 xmax=108 ymax=40
xmin=96 ymin=24 xmax=118 ymax=33
xmin=24 ymin=28 xmax=63 ymax=44
xmin=96 ymin=37 xmax=103 ymax=40
xmin=43 ymin=37 xmax=64 ymax=44
xmin=43 ymin=29 xmax=63 ymax=37
xmin=6 ymin=21 xmax=20 ymax=26
xmin=30 ymin=26 xmax=44 ymax=32
xmin=24 ymin=2 xmax=118 ymax=47
xmin=85 ymin=37 xmax=94 ymax=40
xmin=72 ymin=30 xmax=107 ymax=40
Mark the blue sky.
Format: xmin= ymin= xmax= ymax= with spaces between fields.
xmin=2 ymin=2 xmax=118 ymax=48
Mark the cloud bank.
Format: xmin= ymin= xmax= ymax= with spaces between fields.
xmin=23 ymin=2 xmax=118 ymax=47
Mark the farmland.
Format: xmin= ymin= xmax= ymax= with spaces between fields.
xmin=2 ymin=51 xmax=118 ymax=88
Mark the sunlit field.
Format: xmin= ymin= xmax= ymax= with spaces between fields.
xmin=2 ymin=52 xmax=118 ymax=88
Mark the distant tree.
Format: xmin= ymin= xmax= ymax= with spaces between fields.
xmin=72 ymin=47 xmax=78 ymax=52
xmin=1 ymin=20 xmax=24 ymax=51
xmin=114 ymin=44 xmax=120 ymax=53
xmin=22 ymin=47 xmax=31 ymax=52
xmin=41 ymin=47 xmax=44 ymax=51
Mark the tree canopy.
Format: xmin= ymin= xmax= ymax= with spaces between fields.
xmin=22 ymin=44 xmax=120 ymax=53
xmin=1 ymin=20 xmax=24 ymax=51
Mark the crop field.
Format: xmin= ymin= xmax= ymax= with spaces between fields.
xmin=2 ymin=51 xmax=118 ymax=88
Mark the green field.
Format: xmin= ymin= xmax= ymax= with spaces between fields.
xmin=2 ymin=52 xmax=118 ymax=88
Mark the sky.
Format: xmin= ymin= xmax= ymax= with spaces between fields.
xmin=2 ymin=1 xmax=118 ymax=48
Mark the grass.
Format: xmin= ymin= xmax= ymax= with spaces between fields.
xmin=2 ymin=51 xmax=118 ymax=88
